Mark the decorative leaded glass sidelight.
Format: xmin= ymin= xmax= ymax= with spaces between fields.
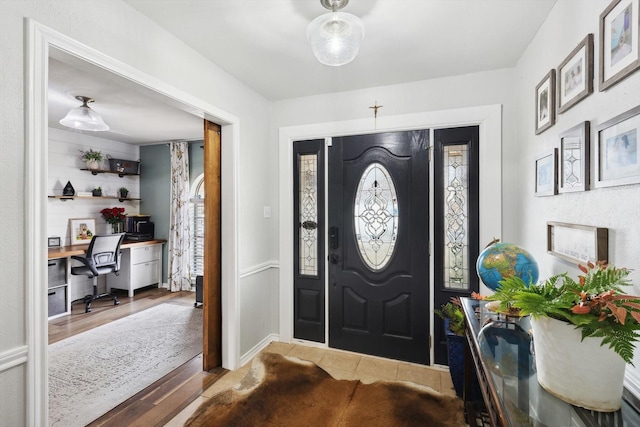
xmin=443 ymin=145 xmax=470 ymax=289
xmin=354 ymin=163 xmax=399 ymax=271
xmin=299 ymin=154 xmax=319 ymax=276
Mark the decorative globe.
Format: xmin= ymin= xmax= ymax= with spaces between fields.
xmin=476 ymin=242 xmax=539 ymax=291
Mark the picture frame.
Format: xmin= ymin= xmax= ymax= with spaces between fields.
xmin=558 ymin=34 xmax=594 ymax=114
xmin=69 ymin=218 xmax=96 ymax=245
xmin=558 ymin=121 xmax=590 ymax=193
xmin=547 ymin=221 xmax=608 ymax=265
xmin=594 ymin=105 xmax=640 ymax=188
xmin=534 ymin=148 xmax=557 ymax=196
xmin=535 ymin=70 xmax=556 ymax=134
xmin=599 ymin=0 xmax=640 ymax=91
xmin=47 ymin=236 xmax=61 ymax=248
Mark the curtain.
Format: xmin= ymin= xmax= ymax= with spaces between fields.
xmin=168 ymin=141 xmax=192 ymax=292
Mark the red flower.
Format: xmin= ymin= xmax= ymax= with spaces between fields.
xmin=100 ymin=207 xmax=126 ymax=224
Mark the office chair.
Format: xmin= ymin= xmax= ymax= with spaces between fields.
xmin=70 ymin=233 xmax=125 ymax=313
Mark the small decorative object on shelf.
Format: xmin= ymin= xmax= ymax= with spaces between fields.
xmin=100 ymin=206 xmax=126 ymax=234
xmin=118 ymin=187 xmax=129 ymax=199
xmin=62 ymin=181 xmax=75 ymax=196
xmin=92 ymin=187 xmax=102 ymax=197
xmin=79 ymin=148 xmax=104 ymax=170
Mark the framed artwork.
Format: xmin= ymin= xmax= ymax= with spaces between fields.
xmin=599 ymin=0 xmax=640 ymax=91
xmin=558 ymin=34 xmax=594 ymax=114
xmin=558 ymin=121 xmax=590 ymax=193
xmin=535 ymin=70 xmax=556 ymax=134
xmin=534 ymin=148 xmax=557 ymax=196
xmin=547 ymin=222 xmax=608 ymax=265
xmin=594 ymin=105 xmax=640 ymax=188
xmin=69 ymin=218 xmax=96 ymax=245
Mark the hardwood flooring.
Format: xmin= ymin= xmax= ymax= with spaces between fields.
xmin=48 ymin=287 xmax=227 ymax=427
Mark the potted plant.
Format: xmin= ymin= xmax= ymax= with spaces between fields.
xmin=435 ymin=297 xmax=480 ymax=399
xmin=118 ymin=187 xmax=129 ymax=199
xmin=486 ymin=261 xmax=640 ymax=411
xmin=79 ymin=149 xmax=104 ymax=170
xmin=92 ymin=187 xmax=102 ymax=197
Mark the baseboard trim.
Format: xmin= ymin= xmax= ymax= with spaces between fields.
xmin=239 ymin=261 xmax=279 ymax=279
xmin=239 ymin=333 xmax=279 ymax=368
xmin=0 ymin=345 xmax=28 ymax=372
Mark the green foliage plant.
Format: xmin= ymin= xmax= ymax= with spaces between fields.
xmin=487 ymin=261 xmax=640 ymax=364
xmin=435 ymin=297 xmax=466 ymax=336
xmin=79 ymin=149 xmax=104 ymax=162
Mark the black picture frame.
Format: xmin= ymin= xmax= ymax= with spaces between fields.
xmin=535 ymin=70 xmax=556 ymax=134
xmin=558 ymin=121 xmax=590 ymax=193
xmin=599 ymin=0 xmax=640 ymax=91
xmin=535 ymin=148 xmax=558 ymax=196
xmin=558 ymin=34 xmax=594 ymax=114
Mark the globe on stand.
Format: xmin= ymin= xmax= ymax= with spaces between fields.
xmin=476 ymin=241 xmax=538 ymax=291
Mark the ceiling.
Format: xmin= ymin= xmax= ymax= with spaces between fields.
xmin=48 ymin=0 xmax=557 ymax=144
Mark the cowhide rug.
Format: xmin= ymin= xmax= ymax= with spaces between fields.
xmin=185 ymin=352 xmax=467 ymax=427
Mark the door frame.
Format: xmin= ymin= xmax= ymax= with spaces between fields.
xmin=278 ymin=106 xmax=502 ymax=364
xmin=25 ymin=19 xmax=240 ymax=426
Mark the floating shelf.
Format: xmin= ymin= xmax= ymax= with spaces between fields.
xmin=80 ymin=168 xmax=140 ymax=178
xmin=48 ymin=195 xmax=141 ymax=202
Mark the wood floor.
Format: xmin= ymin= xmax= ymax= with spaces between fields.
xmin=48 ymin=287 xmax=226 ymax=427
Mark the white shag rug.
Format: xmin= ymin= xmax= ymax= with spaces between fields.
xmin=48 ymin=303 xmax=203 ymax=427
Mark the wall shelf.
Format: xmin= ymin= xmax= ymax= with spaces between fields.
xmin=48 ymin=195 xmax=141 ymax=202
xmin=80 ymin=168 xmax=140 ymax=178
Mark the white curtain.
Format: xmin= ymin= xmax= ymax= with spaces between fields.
xmin=168 ymin=141 xmax=192 ymax=292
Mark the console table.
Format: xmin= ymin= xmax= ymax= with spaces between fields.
xmin=460 ymin=297 xmax=640 ymax=427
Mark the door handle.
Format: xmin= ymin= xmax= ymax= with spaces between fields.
xmin=329 ymin=226 xmax=339 ymax=249
xmin=328 ymin=253 xmax=341 ymax=264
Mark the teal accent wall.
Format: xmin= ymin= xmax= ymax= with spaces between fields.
xmin=140 ymin=141 xmax=204 ymax=284
xmin=140 ymin=144 xmax=171 ymax=283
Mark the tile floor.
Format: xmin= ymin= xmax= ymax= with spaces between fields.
xmin=166 ymin=342 xmax=456 ymax=426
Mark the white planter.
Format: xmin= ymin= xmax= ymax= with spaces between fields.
xmin=86 ymin=160 xmax=100 ymax=170
xmin=531 ymin=316 xmax=626 ymax=412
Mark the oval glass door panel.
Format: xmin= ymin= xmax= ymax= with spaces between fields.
xmin=354 ymin=163 xmax=399 ymax=271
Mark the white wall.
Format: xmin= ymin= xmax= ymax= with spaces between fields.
xmin=510 ymin=0 xmax=640 ymax=387
xmin=1 ymin=1 xmax=277 ymax=425
xmin=48 ymin=127 xmax=141 ymax=241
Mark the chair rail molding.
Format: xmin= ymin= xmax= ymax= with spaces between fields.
xmin=0 ymin=346 xmax=29 ymax=373
xmin=240 ymin=260 xmax=279 ymax=279
xmin=25 ymin=18 xmax=240 ymax=426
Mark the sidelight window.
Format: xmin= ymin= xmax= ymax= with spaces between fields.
xmin=299 ymin=154 xmax=319 ymax=276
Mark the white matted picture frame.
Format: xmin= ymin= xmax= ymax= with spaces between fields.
xmin=69 ymin=218 xmax=96 ymax=245
xmin=535 ymin=70 xmax=556 ymax=134
xmin=594 ymin=105 xmax=640 ymax=188
xmin=547 ymin=221 xmax=608 ymax=265
xmin=599 ymin=0 xmax=640 ymax=91
xmin=535 ymin=148 xmax=558 ymax=196
xmin=559 ymin=121 xmax=590 ymax=193
xmin=558 ymin=34 xmax=594 ymax=114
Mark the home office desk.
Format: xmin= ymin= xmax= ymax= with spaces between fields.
xmin=460 ymin=297 xmax=640 ymax=427
xmin=47 ymin=239 xmax=166 ymax=319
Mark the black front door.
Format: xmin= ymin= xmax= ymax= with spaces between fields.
xmin=328 ymin=130 xmax=430 ymax=364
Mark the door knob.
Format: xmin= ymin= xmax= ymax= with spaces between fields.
xmin=328 ymin=253 xmax=340 ymax=264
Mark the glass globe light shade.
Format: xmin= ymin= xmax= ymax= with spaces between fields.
xmin=307 ymin=11 xmax=365 ymax=66
xmin=59 ymin=100 xmax=110 ymax=132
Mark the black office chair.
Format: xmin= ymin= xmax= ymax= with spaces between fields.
xmin=70 ymin=233 xmax=125 ymax=313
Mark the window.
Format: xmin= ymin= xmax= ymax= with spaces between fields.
xmin=190 ymin=174 xmax=205 ymax=282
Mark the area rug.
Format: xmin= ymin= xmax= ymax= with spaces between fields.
xmin=48 ymin=303 xmax=202 ymax=427
xmin=185 ymin=352 xmax=467 ymax=427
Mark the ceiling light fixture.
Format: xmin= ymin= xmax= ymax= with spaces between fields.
xmin=59 ymin=96 xmax=110 ymax=131
xmin=307 ymin=0 xmax=365 ymax=67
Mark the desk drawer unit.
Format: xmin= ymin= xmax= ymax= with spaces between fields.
xmin=108 ymin=243 xmax=163 ymax=297
xmin=47 ymin=258 xmax=69 ymax=318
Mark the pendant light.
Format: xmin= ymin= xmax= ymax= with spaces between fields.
xmin=59 ymin=96 xmax=110 ymax=131
xmin=307 ymin=0 xmax=365 ymax=67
